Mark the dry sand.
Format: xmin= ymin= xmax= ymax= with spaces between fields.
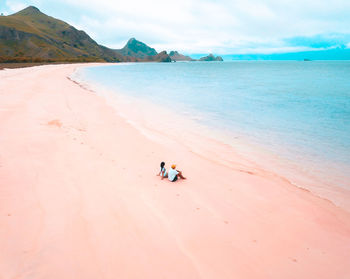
xmin=0 ymin=64 xmax=349 ymax=279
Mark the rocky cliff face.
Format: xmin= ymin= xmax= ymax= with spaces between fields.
xmin=199 ymin=54 xmax=223 ymax=61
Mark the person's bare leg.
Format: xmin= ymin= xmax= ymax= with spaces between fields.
xmin=178 ymin=171 xmax=186 ymax=179
xmin=161 ymin=174 xmax=168 ymax=180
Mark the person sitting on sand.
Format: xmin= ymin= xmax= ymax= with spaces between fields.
xmin=157 ymin=162 xmax=168 ymax=179
xmin=168 ymin=164 xmax=186 ymax=182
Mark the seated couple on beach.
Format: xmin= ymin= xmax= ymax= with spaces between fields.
xmin=157 ymin=162 xmax=186 ymax=182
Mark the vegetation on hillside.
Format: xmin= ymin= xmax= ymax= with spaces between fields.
xmin=0 ymin=6 xmax=175 ymax=63
xmin=0 ymin=6 xmax=125 ymax=62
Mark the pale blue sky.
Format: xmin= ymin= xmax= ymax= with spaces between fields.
xmin=1 ymin=0 xmax=350 ymax=56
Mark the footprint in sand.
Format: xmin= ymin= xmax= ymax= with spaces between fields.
xmin=47 ymin=119 xmax=62 ymax=128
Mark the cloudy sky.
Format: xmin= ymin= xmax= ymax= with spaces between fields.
xmin=1 ymin=0 xmax=350 ymax=54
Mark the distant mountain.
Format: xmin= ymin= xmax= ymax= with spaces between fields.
xmin=114 ymin=38 xmax=171 ymax=62
xmin=0 ymin=6 xmax=125 ymax=62
xmin=199 ymin=54 xmax=223 ymax=61
xmin=0 ymin=6 xmax=171 ymax=63
xmin=169 ymin=51 xmax=194 ymax=61
xmin=116 ymin=38 xmax=157 ymax=59
xmin=169 ymin=51 xmax=224 ymax=62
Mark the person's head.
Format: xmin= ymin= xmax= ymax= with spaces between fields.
xmin=171 ymin=164 xmax=176 ymax=169
xmin=160 ymin=162 xmax=165 ymax=169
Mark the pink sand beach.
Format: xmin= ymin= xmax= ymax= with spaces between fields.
xmin=1 ymin=64 xmax=350 ymax=279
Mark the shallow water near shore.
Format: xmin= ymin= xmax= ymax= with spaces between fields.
xmin=75 ymin=61 xmax=350 ymax=194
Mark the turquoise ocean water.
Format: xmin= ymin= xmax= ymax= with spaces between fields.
xmin=78 ymin=61 xmax=350 ymax=189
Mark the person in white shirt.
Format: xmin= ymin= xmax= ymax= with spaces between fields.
xmin=168 ymin=164 xmax=186 ymax=182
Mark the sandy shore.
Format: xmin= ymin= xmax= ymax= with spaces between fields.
xmin=0 ymin=62 xmax=82 ymax=70
xmin=0 ymin=64 xmax=350 ymax=279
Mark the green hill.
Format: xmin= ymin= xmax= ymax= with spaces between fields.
xmin=0 ymin=6 xmax=125 ymax=62
xmin=114 ymin=38 xmax=171 ymax=62
xmin=116 ymin=38 xmax=158 ymax=59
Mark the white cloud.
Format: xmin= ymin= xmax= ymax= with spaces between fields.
xmin=5 ymin=1 xmax=27 ymax=13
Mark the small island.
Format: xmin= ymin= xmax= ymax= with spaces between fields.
xmin=169 ymin=51 xmax=194 ymax=61
xmin=199 ymin=53 xmax=223 ymax=61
